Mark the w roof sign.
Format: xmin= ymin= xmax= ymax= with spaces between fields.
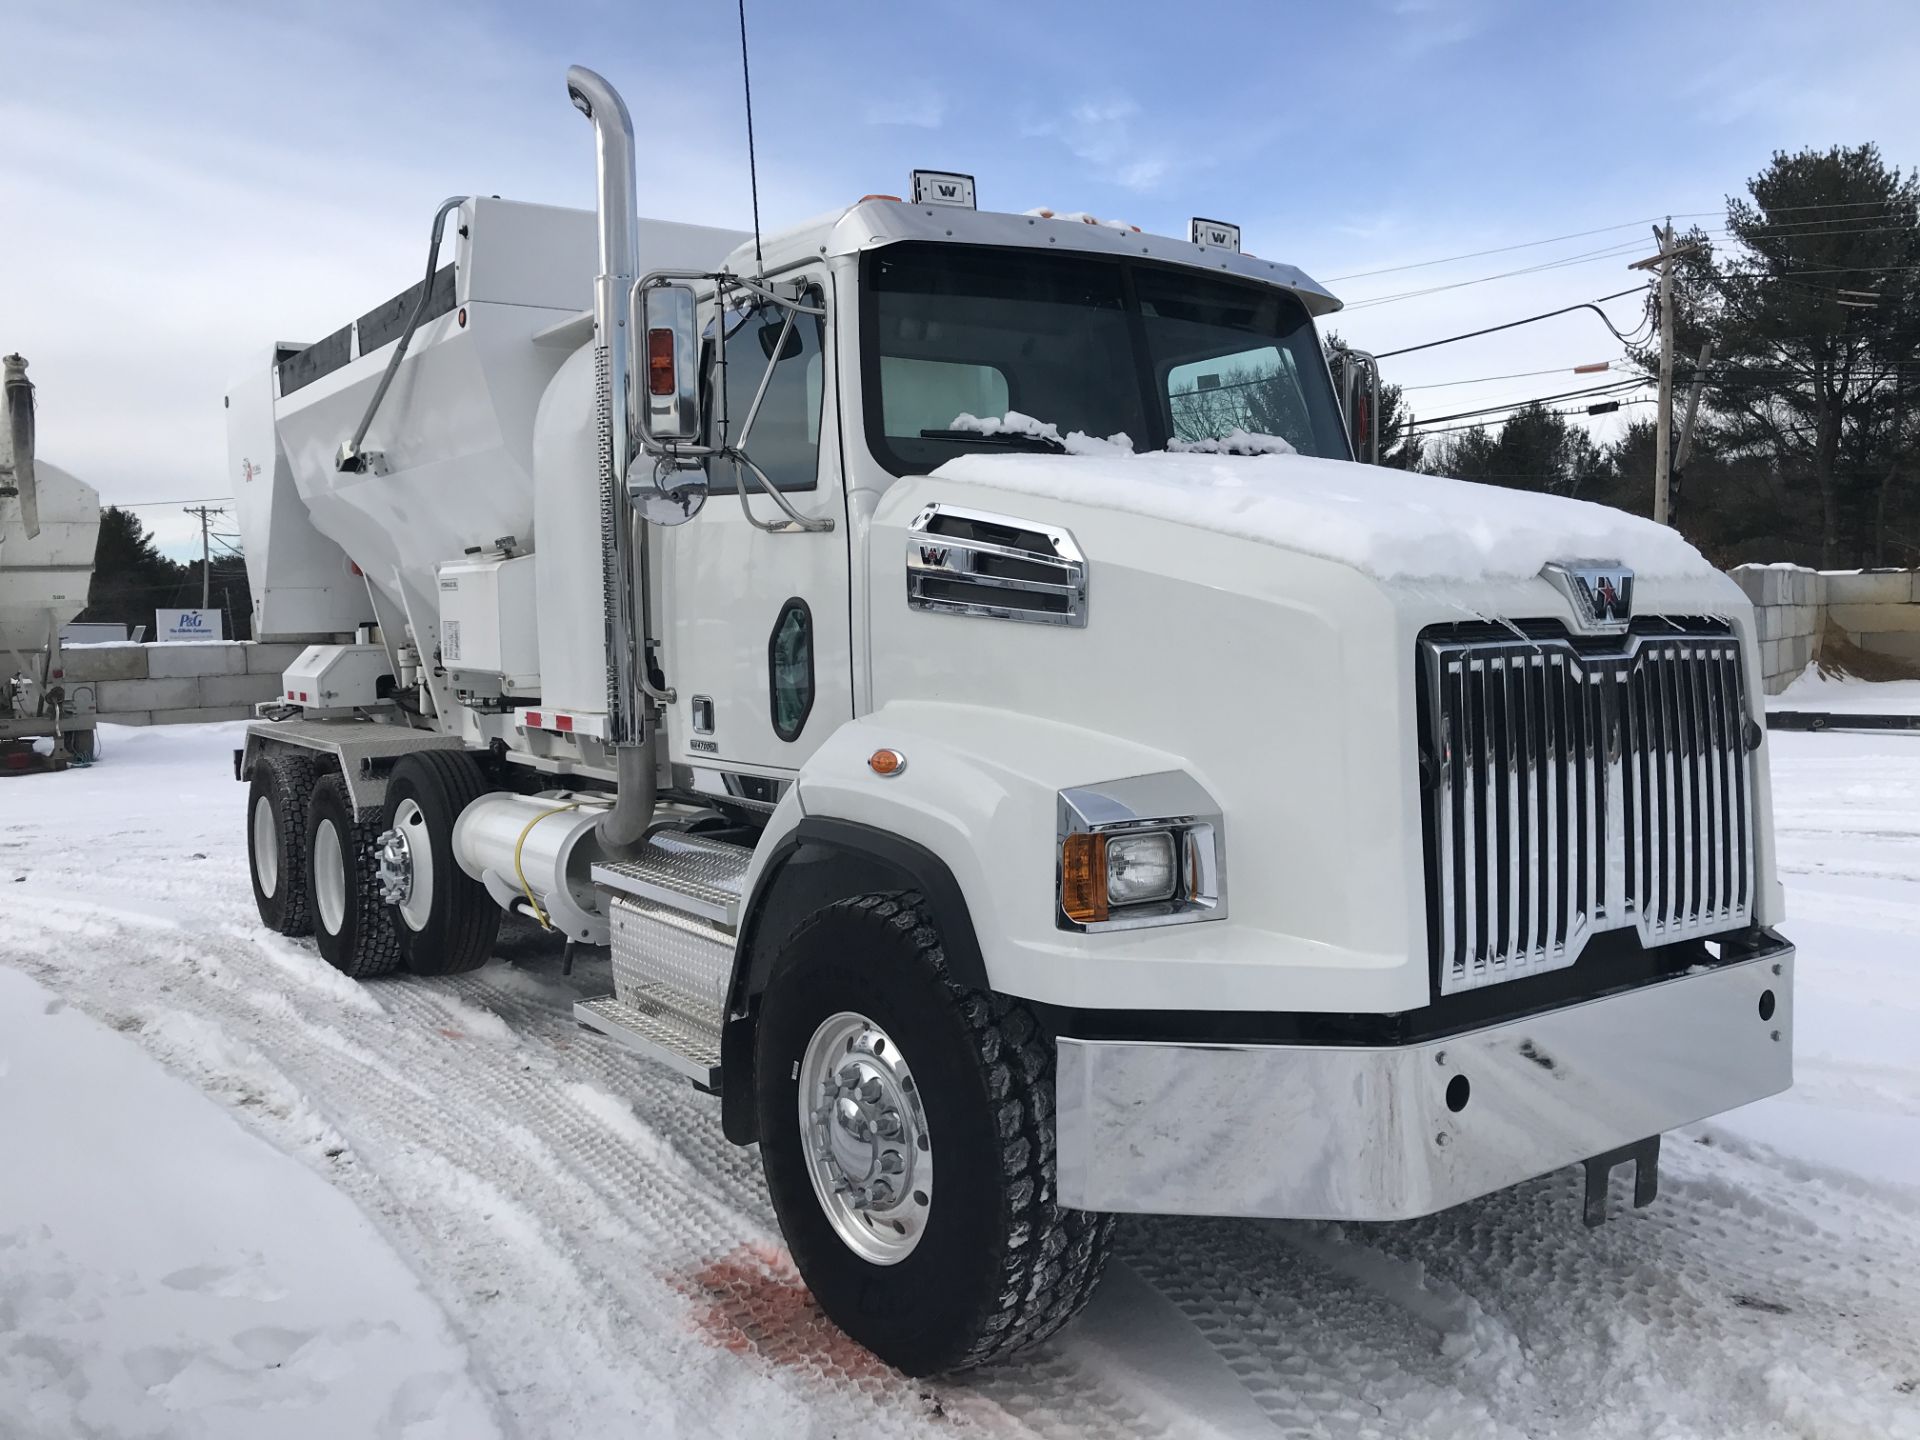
xmin=1190 ymin=217 xmax=1241 ymax=252
xmin=910 ymin=170 xmax=976 ymax=209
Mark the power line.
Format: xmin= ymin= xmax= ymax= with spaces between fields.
xmin=110 ymin=495 xmax=234 ymax=509
xmin=1409 ymin=378 xmax=1649 ymax=430
xmin=1413 ymin=398 xmax=1657 ymax=440
xmin=1324 ymin=216 xmax=1684 ymax=283
xmin=1401 ymin=360 xmax=1627 ymax=391
xmin=1341 ymin=239 xmax=1652 ymax=309
xmin=1374 ymin=288 xmax=1648 ymax=360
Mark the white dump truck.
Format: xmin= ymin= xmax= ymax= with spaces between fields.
xmin=230 ymin=66 xmax=1794 ymax=1374
xmin=1 ymin=353 xmax=102 ymax=767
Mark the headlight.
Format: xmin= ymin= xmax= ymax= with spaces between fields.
xmin=1107 ymin=831 xmax=1177 ymax=906
xmin=1056 ymin=772 xmax=1226 ymax=932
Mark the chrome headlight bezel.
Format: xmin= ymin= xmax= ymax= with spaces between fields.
xmin=1056 ymin=771 xmax=1227 ymax=933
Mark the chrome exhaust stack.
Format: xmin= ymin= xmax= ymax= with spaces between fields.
xmin=567 ymin=65 xmax=655 ymax=853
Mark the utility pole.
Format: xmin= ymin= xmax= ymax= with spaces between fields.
xmin=182 ymin=504 xmax=225 ymax=609
xmin=1630 ymin=220 xmax=1703 ymax=527
xmin=1670 ymin=341 xmax=1714 ymax=526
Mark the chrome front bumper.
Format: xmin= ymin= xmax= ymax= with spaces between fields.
xmin=1055 ymin=946 xmax=1792 ymax=1221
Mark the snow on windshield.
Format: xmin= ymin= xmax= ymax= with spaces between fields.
xmin=946 ymin=411 xmax=1136 ymax=457
xmin=1167 ymin=429 xmax=1297 ymax=457
xmin=930 ymin=448 xmax=1721 ymax=583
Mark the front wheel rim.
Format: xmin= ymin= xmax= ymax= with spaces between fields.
xmin=252 ymin=795 xmax=279 ymax=898
xmin=313 ymin=818 xmax=347 ymax=935
xmin=797 ymin=1011 xmax=933 ymax=1265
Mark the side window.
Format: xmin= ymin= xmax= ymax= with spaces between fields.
xmin=712 ymin=290 xmax=825 ymax=493
xmin=768 ymin=598 xmax=814 ymax=742
xmin=1166 ymin=343 xmax=1314 ymax=448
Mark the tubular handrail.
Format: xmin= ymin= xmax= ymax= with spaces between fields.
xmin=336 ymin=195 xmax=469 ymax=473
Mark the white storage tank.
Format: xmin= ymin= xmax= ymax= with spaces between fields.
xmin=1 ymin=353 xmax=101 ymax=653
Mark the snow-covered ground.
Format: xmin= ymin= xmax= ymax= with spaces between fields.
xmin=3 ymin=719 xmax=1918 ymax=1439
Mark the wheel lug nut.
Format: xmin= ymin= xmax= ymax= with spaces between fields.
xmin=875 ymin=1111 xmax=902 ymax=1137
xmin=879 ymin=1150 xmax=904 ymax=1174
xmin=868 ymin=1178 xmax=895 ymax=1206
xmin=859 ymin=1078 xmax=883 ymax=1103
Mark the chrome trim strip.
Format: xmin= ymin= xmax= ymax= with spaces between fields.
xmin=906 ymin=502 xmax=1088 ymax=629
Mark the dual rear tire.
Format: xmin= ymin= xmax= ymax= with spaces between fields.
xmin=246 ymin=747 xmax=497 ymax=978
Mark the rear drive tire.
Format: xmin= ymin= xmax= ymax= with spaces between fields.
xmin=61 ymin=730 xmax=96 ymax=762
xmin=753 ymin=891 xmax=1115 ymax=1375
xmin=384 ymin=750 xmax=500 ymax=976
xmin=248 ymin=751 xmax=318 ymax=936
xmin=304 ymin=773 xmax=403 ymax=978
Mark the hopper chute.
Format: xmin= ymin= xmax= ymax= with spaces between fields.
xmin=2 ymin=353 xmax=37 ymax=539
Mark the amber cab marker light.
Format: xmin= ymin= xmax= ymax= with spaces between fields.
xmin=868 ymin=748 xmax=907 ymax=777
xmin=861 ymin=194 xmax=902 ymax=203
xmin=647 ymin=329 xmax=675 ymax=396
xmin=1060 ymin=833 xmax=1109 ymax=925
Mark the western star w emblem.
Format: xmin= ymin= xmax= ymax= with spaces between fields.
xmin=918 ymin=546 xmax=951 ymax=567
xmin=1541 ymin=560 xmax=1635 ymax=634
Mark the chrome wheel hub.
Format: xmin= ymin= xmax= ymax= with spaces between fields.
xmin=798 ymin=1012 xmax=932 ymax=1265
xmin=374 ymin=824 xmax=412 ymax=906
xmin=381 ymin=798 xmax=435 ymax=930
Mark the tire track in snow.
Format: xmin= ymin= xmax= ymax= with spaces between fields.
xmin=8 ymin=725 xmax=1920 ymax=1437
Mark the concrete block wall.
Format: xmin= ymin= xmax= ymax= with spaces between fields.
xmin=1729 ymin=565 xmax=1826 ymax=695
xmin=1823 ymin=571 xmax=1920 ymax=663
xmin=60 ymin=642 xmax=308 ymax=726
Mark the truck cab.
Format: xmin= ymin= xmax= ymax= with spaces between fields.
xmin=233 ymin=66 xmax=1793 ymax=1377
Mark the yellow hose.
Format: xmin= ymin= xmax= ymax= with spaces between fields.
xmin=512 ymin=801 xmax=582 ymax=931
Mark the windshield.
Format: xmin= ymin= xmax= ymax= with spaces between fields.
xmin=862 ymin=243 xmax=1351 ymax=475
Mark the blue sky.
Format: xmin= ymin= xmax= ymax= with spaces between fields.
xmin=6 ymin=0 xmax=1919 ymax=558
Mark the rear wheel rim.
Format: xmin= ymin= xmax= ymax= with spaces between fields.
xmin=253 ymin=795 xmax=279 ymax=898
xmin=392 ymin=798 xmax=435 ymax=932
xmin=797 ymin=1011 xmax=933 ymax=1265
xmin=313 ymin=819 xmax=347 ymax=935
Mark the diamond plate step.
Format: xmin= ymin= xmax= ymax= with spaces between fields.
xmin=591 ymin=830 xmax=752 ymax=929
xmin=575 ymin=993 xmax=721 ymax=1090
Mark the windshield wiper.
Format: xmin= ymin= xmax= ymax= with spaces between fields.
xmin=919 ymin=427 xmax=1066 ymax=453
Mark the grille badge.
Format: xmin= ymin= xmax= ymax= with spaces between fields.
xmin=1542 ymin=560 xmax=1635 ymax=634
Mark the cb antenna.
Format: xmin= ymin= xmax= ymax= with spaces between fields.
xmin=737 ymin=0 xmax=763 ymax=270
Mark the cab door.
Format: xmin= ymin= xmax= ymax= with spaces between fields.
xmin=658 ymin=272 xmax=852 ymax=782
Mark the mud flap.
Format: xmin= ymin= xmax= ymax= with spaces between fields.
xmin=1583 ymin=1135 xmax=1661 ymax=1227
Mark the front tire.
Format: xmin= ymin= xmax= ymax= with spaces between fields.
xmin=305 ymin=773 xmax=403 ymax=978
xmin=383 ymin=750 xmax=499 ymax=976
xmin=754 ymin=892 xmax=1115 ymax=1375
xmin=248 ymin=752 xmax=318 ymax=936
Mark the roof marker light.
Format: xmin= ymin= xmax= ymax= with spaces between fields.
xmin=1191 ymin=217 xmax=1241 ymax=251
xmin=911 ymin=170 xmax=976 ymax=209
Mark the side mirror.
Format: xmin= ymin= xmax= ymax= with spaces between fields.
xmin=1329 ymin=347 xmax=1381 ymax=466
xmin=631 ymin=281 xmax=701 ymax=451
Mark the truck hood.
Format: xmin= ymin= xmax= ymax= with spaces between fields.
xmin=928 ymin=450 xmax=1717 ymax=584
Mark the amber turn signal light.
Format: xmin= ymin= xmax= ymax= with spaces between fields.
xmin=1060 ymin=832 xmax=1109 ymax=925
xmin=647 ymin=328 xmax=675 ymax=396
xmin=868 ymin=748 xmax=907 ymax=777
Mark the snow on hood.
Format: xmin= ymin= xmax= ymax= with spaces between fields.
xmin=929 ymin=450 xmax=1720 ymax=584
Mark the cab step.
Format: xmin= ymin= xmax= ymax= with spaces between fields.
xmin=591 ymin=829 xmax=751 ymax=928
xmin=576 ymin=829 xmax=753 ymax=1087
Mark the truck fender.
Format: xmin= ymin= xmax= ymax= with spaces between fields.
xmin=719 ymin=705 xmax=1180 ymax=1143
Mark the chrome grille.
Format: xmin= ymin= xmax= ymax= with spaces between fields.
xmin=1420 ymin=628 xmax=1753 ymax=995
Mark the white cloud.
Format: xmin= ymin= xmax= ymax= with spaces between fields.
xmin=1023 ymin=96 xmax=1176 ymax=195
xmin=863 ymin=92 xmax=947 ymax=129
